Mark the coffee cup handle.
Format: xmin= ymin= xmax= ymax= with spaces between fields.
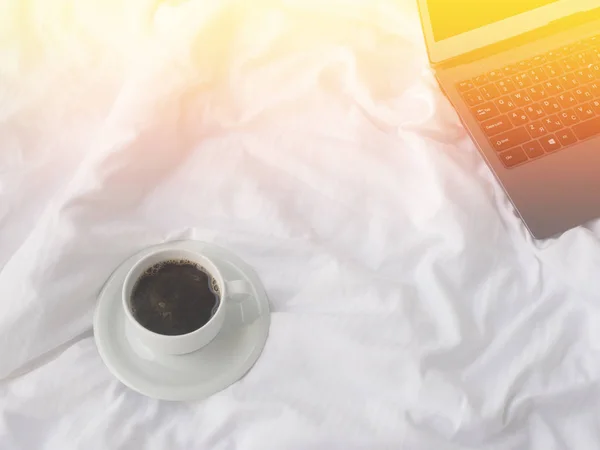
xmin=224 ymin=280 xmax=259 ymax=327
xmin=226 ymin=280 xmax=252 ymax=302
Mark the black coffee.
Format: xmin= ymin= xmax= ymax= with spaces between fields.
xmin=130 ymin=259 xmax=220 ymax=336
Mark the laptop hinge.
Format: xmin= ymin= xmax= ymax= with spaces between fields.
xmin=432 ymin=7 xmax=600 ymax=71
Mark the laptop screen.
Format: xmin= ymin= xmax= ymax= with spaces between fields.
xmin=428 ymin=0 xmax=562 ymax=41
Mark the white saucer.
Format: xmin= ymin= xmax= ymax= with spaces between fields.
xmin=93 ymin=240 xmax=270 ymax=401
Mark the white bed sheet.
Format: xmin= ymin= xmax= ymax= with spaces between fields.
xmin=2 ymin=1 xmax=600 ymax=449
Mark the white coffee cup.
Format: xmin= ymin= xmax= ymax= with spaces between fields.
xmin=122 ymin=248 xmax=251 ymax=355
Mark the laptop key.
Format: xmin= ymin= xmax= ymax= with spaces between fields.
xmin=492 ymin=127 xmax=530 ymax=151
xmin=568 ymin=41 xmax=587 ymax=53
xmin=528 ymin=85 xmax=547 ymax=101
xmin=541 ymin=98 xmax=561 ymax=114
xmin=589 ymin=48 xmax=600 ymax=59
xmin=559 ymin=109 xmax=580 ymax=126
xmin=509 ymin=109 xmax=530 ymax=126
xmin=590 ymin=99 xmax=600 ymax=114
xmin=532 ymin=55 xmax=547 ymax=66
xmin=499 ymin=147 xmax=528 ymax=168
xmin=503 ymin=65 xmax=519 ymax=76
xmin=589 ymin=82 xmax=600 ymax=96
xmin=576 ymin=52 xmax=594 ymax=66
xmin=472 ymin=102 xmax=500 ymax=121
xmin=543 ymin=115 xmax=563 ymax=132
xmin=487 ymin=70 xmax=504 ymax=81
xmin=544 ymin=80 xmax=565 ymax=95
xmin=473 ymin=75 xmax=489 ymax=86
xmin=512 ymin=91 xmax=532 ymax=106
xmin=464 ymin=89 xmax=484 ymax=106
xmin=525 ymin=103 xmax=545 ymax=120
xmin=534 ymin=103 xmax=546 ymax=119
xmin=572 ymin=117 xmax=600 ymax=140
xmin=591 ymin=64 xmax=600 ymax=79
xmin=556 ymin=129 xmax=578 ymax=146
xmin=546 ymin=49 xmax=563 ymax=60
xmin=495 ymin=96 xmax=517 ymax=113
xmin=512 ymin=73 xmax=533 ymax=89
xmin=480 ymin=84 xmax=501 ymax=100
xmin=560 ymin=73 xmax=579 ymax=89
xmin=517 ymin=60 xmax=533 ymax=71
xmin=527 ymin=121 xmax=547 ymax=138
xmin=575 ymin=104 xmax=595 ymax=120
xmin=561 ymin=56 xmax=579 ymax=71
xmin=497 ymin=79 xmax=517 ymax=94
xmin=529 ymin=67 xmax=548 ymax=83
xmin=575 ymin=68 xmax=595 ymax=84
xmin=482 ymin=115 xmax=513 ymax=136
xmin=539 ymin=135 xmax=562 ymax=152
xmin=573 ymin=87 xmax=593 ymax=103
xmin=523 ymin=141 xmax=545 ymax=158
xmin=557 ymin=93 xmax=578 ymax=108
xmin=544 ymin=63 xmax=564 ymax=77
xmin=457 ymin=80 xmax=475 ymax=92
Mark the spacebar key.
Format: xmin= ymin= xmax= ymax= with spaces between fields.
xmin=573 ymin=117 xmax=600 ymax=140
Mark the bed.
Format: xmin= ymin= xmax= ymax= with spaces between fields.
xmin=2 ymin=1 xmax=600 ymax=449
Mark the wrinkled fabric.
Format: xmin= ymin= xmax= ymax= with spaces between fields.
xmin=1 ymin=1 xmax=600 ymax=449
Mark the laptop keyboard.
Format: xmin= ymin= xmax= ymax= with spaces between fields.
xmin=458 ymin=34 xmax=600 ymax=168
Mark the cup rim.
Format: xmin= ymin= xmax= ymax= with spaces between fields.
xmin=121 ymin=248 xmax=226 ymax=339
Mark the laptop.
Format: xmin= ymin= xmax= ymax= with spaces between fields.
xmin=417 ymin=0 xmax=600 ymax=239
